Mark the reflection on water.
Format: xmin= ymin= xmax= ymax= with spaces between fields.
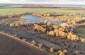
xmin=21 ymin=15 xmax=62 ymax=24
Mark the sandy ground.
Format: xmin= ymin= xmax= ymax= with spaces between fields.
xmin=0 ymin=34 xmax=51 ymax=55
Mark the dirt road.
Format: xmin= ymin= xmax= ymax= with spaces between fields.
xmin=0 ymin=34 xmax=51 ymax=55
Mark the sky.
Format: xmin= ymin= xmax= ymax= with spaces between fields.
xmin=0 ymin=0 xmax=85 ymax=5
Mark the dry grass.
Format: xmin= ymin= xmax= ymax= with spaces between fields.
xmin=75 ymin=27 xmax=85 ymax=38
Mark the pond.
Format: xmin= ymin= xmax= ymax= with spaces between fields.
xmin=21 ymin=15 xmax=62 ymax=25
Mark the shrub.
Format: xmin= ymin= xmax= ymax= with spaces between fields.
xmin=49 ymin=47 xmax=53 ymax=53
xmin=55 ymin=32 xmax=59 ymax=36
xmin=9 ymin=23 xmax=14 ymax=27
xmin=38 ymin=43 xmax=42 ymax=48
xmin=40 ymin=27 xmax=46 ymax=32
xmin=54 ymin=29 xmax=59 ymax=36
xmin=58 ymin=50 xmax=65 ymax=55
xmin=54 ymin=29 xmax=58 ymax=33
xmin=70 ymin=35 xmax=79 ymax=41
xmin=59 ymin=31 xmax=66 ymax=38
xmin=53 ymin=25 xmax=59 ymax=29
xmin=14 ymin=22 xmax=20 ymax=27
xmin=80 ymin=38 xmax=85 ymax=43
xmin=44 ymin=20 xmax=48 ymax=24
xmin=63 ymin=49 xmax=67 ymax=53
xmin=44 ymin=20 xmax=51 ymax=26
xmin=47 ymin=31 xmax=55 ymax=36
xmin=34 ymin=24 xmax=40 ymax=30
xmin=71 ymin=20 xmax=76 ymax=25
xmin=47 ymin=22 xmax=51 ymax=26
xmin=67 ymin=32 xmax=72 ymax=40
xmin=67 ymin=32 xmax=79 ymax=41
xmin=31 ymin=40 xmax=36 ymax=46
xmin=34 ymin=24 xmax=46 ymax=32
xmin=59 ymin=28 xmax=65 ymax=32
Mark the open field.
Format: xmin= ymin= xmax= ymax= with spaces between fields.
xmin=0 ymin=7 xmax=85 ymax=55
xmin=0 ymin=7 xmax=84 ymax=16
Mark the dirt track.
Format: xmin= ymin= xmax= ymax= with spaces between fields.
xmin=0 ymin=34 xmax=51 ymax=55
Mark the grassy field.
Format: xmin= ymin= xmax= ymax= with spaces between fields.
xmin=0 ymin=7 xmax=82 ymax=16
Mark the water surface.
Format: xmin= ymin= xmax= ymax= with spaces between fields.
xmin=21 ymin=15 xmax=62 ymax=24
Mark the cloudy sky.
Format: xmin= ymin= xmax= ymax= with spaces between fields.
xmin=0 ymin=0 xmax=85 ymax=5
